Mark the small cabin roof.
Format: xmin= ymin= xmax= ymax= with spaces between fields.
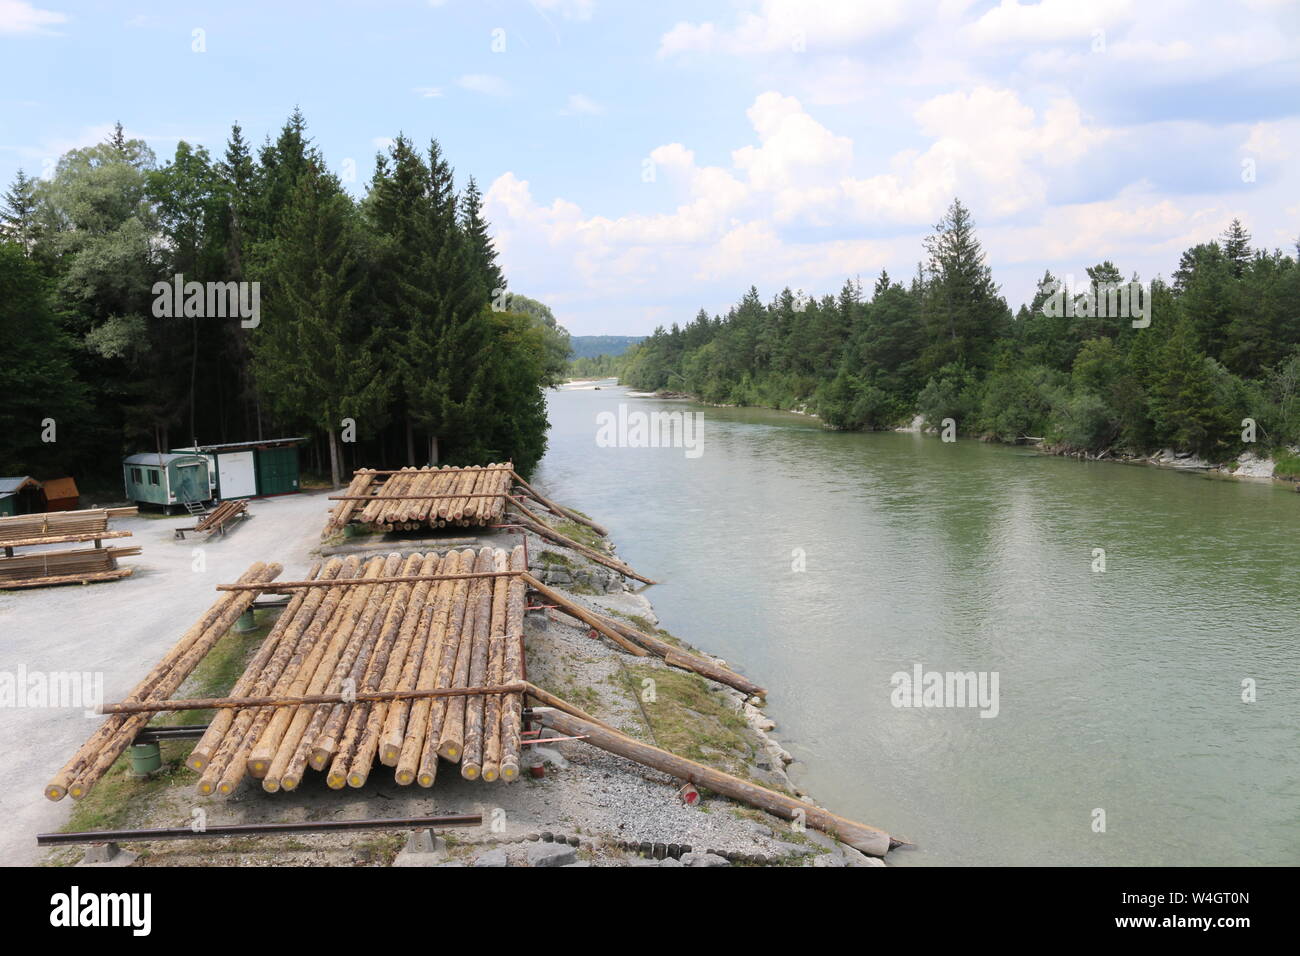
xmin=42 ymin=476 xmax=78 ymax=498
xmin=173 ymin=437 xmax=306 ymax=454
xmin=123 ymin=453 xmax=206 ymax=467
xmin=0 ymin=476 xmax=41 ymax=494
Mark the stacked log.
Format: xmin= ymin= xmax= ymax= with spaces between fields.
xmin=44 ymin=562 xmax=282 ymax=802
xmin=0 ymin=507 xmax=139 ymax=589
xmin=193 ymin=499 xmax=248 ymax=535
xmin=48 ymin=550 xmax=531 ymax=800
xmin=322 ymin=464 xmax=516 ymax=536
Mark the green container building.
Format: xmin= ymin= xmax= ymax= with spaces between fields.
xmin=170 ymin=438 xmax=303 ymax=500
xmin=122 ymin=453 xmax=211 ymax=509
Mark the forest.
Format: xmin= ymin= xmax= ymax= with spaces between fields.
xmin=621 ymin=200 xmax=1300 ymax=467
xmin=0 ymin=113 xmax=569 ymax=489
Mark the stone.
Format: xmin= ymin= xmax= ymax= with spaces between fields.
xmin=78 ymin=843 xmax=137 ymax=867
xmin=659 ymin=857 xmax=683 ymax=867
xmin=682 ymin=852 xmax=730 ymax=867
xmin=525 ymin=841 xmax=577 ymax=867
xmin=472 ymin=847 xmax=510 ymax=868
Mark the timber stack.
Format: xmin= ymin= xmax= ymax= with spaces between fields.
xmin=322 ymin=463 xmax=515 ymax=535
xmin=0 ymin=507 xmax=139 ymax=590
xmin=46 ymin=546 xmax=531 ymax=801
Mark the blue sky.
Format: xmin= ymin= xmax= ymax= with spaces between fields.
xmin=2 ymin=0 xmax=1298 ymax=335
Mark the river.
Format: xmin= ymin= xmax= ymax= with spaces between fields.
xmin=534 ymin=381 xmax=1299 ymax=866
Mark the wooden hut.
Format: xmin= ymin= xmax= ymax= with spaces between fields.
xmin=0 ymin=476 xmax=43 ymax=517
xmin=42 ymin=476 xmax=80 ymax=512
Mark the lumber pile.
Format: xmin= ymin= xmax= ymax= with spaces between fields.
xmin=46 ymin=547 xmax=531 ymax=800
xmin=194 ymin=499 xmax=248 ymax=536
xmin=44 ymin=563 xmax=283 ymax=801
xmin=0 ymin=507 xmax=138 ymax=589
xmin=322 ymin=463 xmax=515 ymax=535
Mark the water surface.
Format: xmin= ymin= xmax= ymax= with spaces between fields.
xmin=536 ymin=383 xmax=1299 ymax=865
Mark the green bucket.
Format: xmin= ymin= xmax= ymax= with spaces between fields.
xmin=128 ymin=742 xmax=162 ymax=778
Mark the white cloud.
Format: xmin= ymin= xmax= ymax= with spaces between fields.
xmin=968 ymin=0 xmax=1134 ymax=46
xmin=530 ymin=0 xmax=595 ymax=21
xmin=560 ymin=93 xmax=604 ymax=116
xmin=457 ymin=74 xmax=510 ymax=96
xmin=0 ymin=0 xmax=66 ymax=35
xmin=659 ymin=0 xmax=913 ymax=57
xmin=412 ymin=86 xmax=443 ymax=99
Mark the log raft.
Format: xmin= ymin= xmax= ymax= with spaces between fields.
xmin=46 ymin=549 xmax=530 ymax=801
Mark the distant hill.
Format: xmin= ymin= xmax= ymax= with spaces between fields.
xmin=568 ymin=335 xmax=644 ymax=359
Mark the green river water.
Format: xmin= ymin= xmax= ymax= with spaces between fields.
xmin=535 ymin=382 xmax=1299 ymax=866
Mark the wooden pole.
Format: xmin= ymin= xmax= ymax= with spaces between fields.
xmin=509 ymin=509 xmax=655 ymax=584
xmin=520 ymin=573 xmax=649 ymax=657
xmin=510 ymin=472 xmax=608 ymax=536
xmin=533 ymin=706 xmax=893 ymax=857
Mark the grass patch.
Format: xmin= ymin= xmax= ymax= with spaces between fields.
xmin=59 ymin=615 xmax=276 ymax=837
xmin=618 ymin=664 xmax=755 ymax=779
xmin=555 ymin=519 xmax=606 ymax=552
xmin=537 ymin=550 xmax=575 ymax=569
xmin=1273 ymin=450 xmax=1300 ymax=479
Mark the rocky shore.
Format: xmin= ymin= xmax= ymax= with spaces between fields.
xmin=44 ymin=492 xmax=887 ymax=869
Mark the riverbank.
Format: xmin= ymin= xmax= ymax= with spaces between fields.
xmin=36 ymin=491 xmax=886 ymax=868
xmin=645 ymin=387 xmax=1300 ymax=489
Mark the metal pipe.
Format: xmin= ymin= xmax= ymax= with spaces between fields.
xmin=37 ymin=813 xmax=482 ymax=847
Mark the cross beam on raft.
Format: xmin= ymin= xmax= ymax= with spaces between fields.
xmin=533 ymin=706 xmax=896 ymax=858
xmin=216 ymin=570 xmax=525 ymax=590
xmin=98 ymin=682 xmax=529 ymax=715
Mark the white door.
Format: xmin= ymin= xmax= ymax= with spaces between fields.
xmin=217 ymin=451 xmax=257 ymax=498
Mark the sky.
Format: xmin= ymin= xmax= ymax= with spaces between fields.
xmin=2 ymin=0 xmax=1298 ymax=335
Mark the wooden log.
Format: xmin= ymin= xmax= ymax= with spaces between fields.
xmin=588 ymin=611 xmax=766 ymax=697
xmin=345 ymin=553 xmax=433 ymax=788
xmin=309 ymin=554 xmax=403 ymax=772
xmin=243 ymin=556 xmax=366 ymax=779
xmin=410 ymin=550 xmax=476 ymax=787
xmin=437 ymin=548 xmax=494 ymax=763
xmin=511 ymin=472 xmax=607 ymax=536
xmin=45 ymin=563 xmax=270 ymax=800
xmin=261 ymin=557 xmax=388 ymax=791
xmin=1 ymin=568 xmax=134 ymax=589
xmin=480 ymin=550 xmax=510 ymax=782
xmin=463 ymin=548 xmax=505 ymax=780
xmin=534 ymin=707 xmax=893 ymax=857
xmin=193 ymin=560 xmax=346 ymax=793
xmin=62 ymin=563 xmax=283 ymax=801
xmin=510 ymin=508 xmax=655 ymax=584
xmin=327 ymin=554 xmax=419 ymax=787
xmin=217 ymin=570 xmax=523 ymax=591
xmin=0 ymin=530 xmax=132 ymax=549
xmin=499 ymin=545 xmax=527 ymax=781
xmin=379 ymin=553 xmax=449 ymax=766
xmin=186 ymin=562 xmax=322 ymax=772
xmin=520 ymin=574 xmax=649 ymax=657
xmin=522 ymin=681 xmax=617 ymax=732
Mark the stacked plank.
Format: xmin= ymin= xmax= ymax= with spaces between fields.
xmin=322 ymin=464 xmax=514 ymax=536
xmin=194 ymin=499 xmax=248 ymax=536
xmin=0 ymin=507 xmax=138 ymax=589
xmin=168 ymin=545 xmax=530 ymax=796
xmin=44 ymin=563 xmax=282 ymax=801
